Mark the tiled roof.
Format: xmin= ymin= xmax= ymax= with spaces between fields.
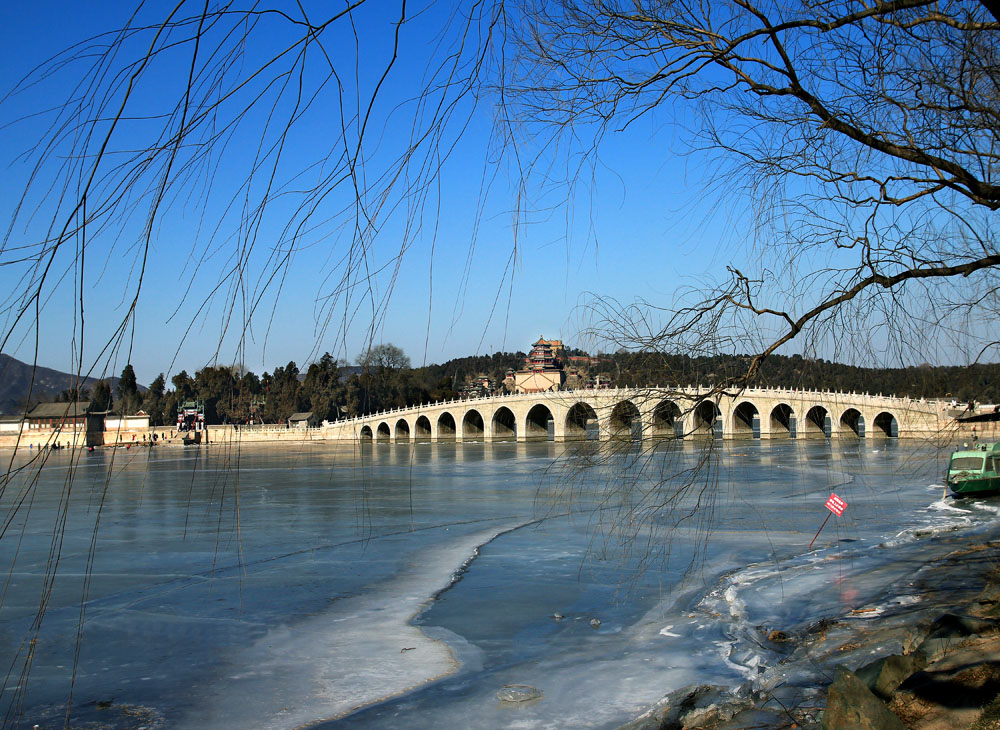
xmin=26 ymin=401 xmax=93 ymax=418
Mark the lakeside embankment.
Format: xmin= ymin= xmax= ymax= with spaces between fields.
xmin=623 ymin=527 xmax=1000 ymax=730
xmin=2 ymin=415 xmax=998 ymax=451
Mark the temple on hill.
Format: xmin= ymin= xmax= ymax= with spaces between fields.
xmin=511 ymin=336 xmax=565 ymax=393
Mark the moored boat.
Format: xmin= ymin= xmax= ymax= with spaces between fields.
xmin=946 ymin=442 xmax=1000 ymax=495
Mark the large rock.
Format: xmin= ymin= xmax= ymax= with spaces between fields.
xmin=915 ymin=635 xmax=969 ymax=664
xmin=822 ymin=665 xmax=906 ymax=730
xmin=617 ymin=685 xmax=714 ymax=730
xmin=889 ymin=633 xmax=1000 ymax=728
xmin=925 ymin=613 xmax=1000 ymax=639
xmin=856 ymin=653 xmax=927 ymax=701
xmin=618 ymin=685 xmax=749 ymax=730
xmin=908 ymin=613 xmax=1000 ymax=665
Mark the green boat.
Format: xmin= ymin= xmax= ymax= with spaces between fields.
xmin=946 ymin=442 xmax=1000 ymax=496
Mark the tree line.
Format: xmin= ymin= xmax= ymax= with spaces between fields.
xmin=56 ymin=345 xmax=527 ymax=426
xmin=589 ymin=353 xmax=1000 ymax=405
xmin=54 ymin=346 xmax=1000 ymax=427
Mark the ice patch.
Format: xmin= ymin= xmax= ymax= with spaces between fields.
xmin=926 ymin=496 xmax=973 ymax=513
xmin=693 ymin=564 xmax=785 ymax=683
xmin=715 ymin=639 xmax=761 ymax=680
xmin=173 ymin=524 xmax=524 ymax=730
xmin=723 ymin=585 xmax=746 ymax=620
xmin=876 ymin=494 xmax=987 ymax=547
xmin=971 ymin=501 xmax=1000 ymax=515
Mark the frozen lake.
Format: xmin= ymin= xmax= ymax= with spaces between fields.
xmin=2 ymin=438 xmax=997 ymax=729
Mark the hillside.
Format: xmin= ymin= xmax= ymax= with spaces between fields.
xmin=0 ymin=355 xmax=122 ymax=415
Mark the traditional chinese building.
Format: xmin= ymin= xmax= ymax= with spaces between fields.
xmin=105 ymin=411 xmax=151 ymax=432
xmin=288 ymin=411 xmax=319 ymax=429
xmin=24 ymin=401 xmax=98 ymax=431
xmin=460 ymin=374 xmax=496 ymax=398
xmin=514 ymin=337 xmax=565 ymax=393
xmin=21 ymin=401 xmax=105 ymax=446
xmin=177 ymin=400 xmax=206 ymax=431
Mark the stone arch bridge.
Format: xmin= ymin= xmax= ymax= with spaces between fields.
xmin=320 ymin=387 xmax=951 ymax=442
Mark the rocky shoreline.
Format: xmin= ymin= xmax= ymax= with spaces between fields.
xmin=622 ymin=532 xmax=1000 ymax=730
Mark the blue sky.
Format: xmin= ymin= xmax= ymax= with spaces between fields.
xmin=0 ymin=1 xmax=744 ymax=385
xmin=4 ymin=2 xmax=991 ymax=389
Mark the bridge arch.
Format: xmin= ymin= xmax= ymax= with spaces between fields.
xmin=693 ymin=400 xmax=721 ymax=436
xmin=525 ymin=403 xmax=554 ymax=440
xmin=336 ymin=388 xmax=928 ymax=444
xmin=732 ymin=401 xmax=759 ymax=438
xmin=652 ymin=400 xmax=681 ymax=438
xmin=769 ymin=403 xmax=793 ymax=437
xmin=873 ymin=411 xmax=899 ymax=437
xmin=565 ymin=402 xmax=599 ymax=440
xmin=803 ymin=405 xmax=830 ymax=438
xmin=491 ymin=407 xmax=516 ymax=440
xmin=437 ymin=412 xmax=457 ymax=440
xmin=463 ymin=409 xmax=485 ymax=440
xmin=839 ymin=408 xmax=863 ymax=437
xmin=610 ymin=400 xmax=641 ymax=439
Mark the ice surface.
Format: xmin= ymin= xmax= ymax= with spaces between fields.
xmin=6 ymin=440 xmax=1000 ymax=730
xmin=173 ymin=525 xmax=525 ymax=730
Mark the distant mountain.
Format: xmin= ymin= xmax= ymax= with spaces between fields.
xmin=0 ymin=355 xmax=125 ymax=415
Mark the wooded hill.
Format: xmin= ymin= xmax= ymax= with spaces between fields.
xmin=0 ymin=355 xmax=122 ymax=416
xmin=585 ymin=352 xmax=1000 ymax=405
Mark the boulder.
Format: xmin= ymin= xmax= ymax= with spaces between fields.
xmin=925 ymin=613 xmax=1000 ymax=639
xmin=821 ymin=665 xmax=906 ymax=730
xmin=975 ymin=573 xmax=1000 ymax=617
xmin=856 ymin=653 xmax=927 ymax=700
xmin=916 ymin=635 xmax=970 ymax=664
xmin=680 ymin=701 xmax=741 ymax=729
xmin=618 ymin=685 xmax=727 ymax=730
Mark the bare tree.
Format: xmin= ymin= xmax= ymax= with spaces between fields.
xmin=492 ymin=0 xmax=1000 ymax=612
xmin=509 ymin=0 xmax=1000 ymax=373
xmin=356 ymin=342 xmax=411 ymax=371
xmin=0 ymin=2 xmax=508 ymax=382
xmin=0 ymin=4 xmax=510 ymax=724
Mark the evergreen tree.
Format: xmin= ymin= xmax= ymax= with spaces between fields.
xmin=142 ymin=374 xmax=166 ymax=426
xmin=91 ymin=380 xmax=113 ymax=411
xmin=302 ymin=353 xmax=343 ymax=422
xmin=171 ymin=370 xmax=194 ymax=400
xmin=262 ymin=362 xmax=302 ymax=422
xmin=194 ymin=366 xmax=236 ymax=423
xmin=116 ymin=364 xmax=139 ymax=414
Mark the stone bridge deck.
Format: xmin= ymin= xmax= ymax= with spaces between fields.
xmin=318 ymin=386 xmax=957 ymax=442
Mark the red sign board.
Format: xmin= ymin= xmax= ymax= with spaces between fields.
xmin=825 ymin=493 xmax=847 ymax=516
